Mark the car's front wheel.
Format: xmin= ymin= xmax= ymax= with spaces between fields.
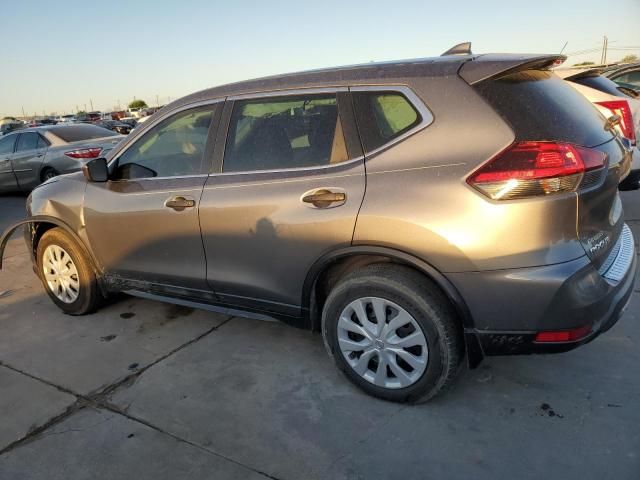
xmin=322 ymin=264 xmax=463 ymax=403
xmin=37 ymin=227 xmax=101 ymax=315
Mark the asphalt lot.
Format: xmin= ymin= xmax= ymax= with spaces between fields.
xmin=0 ymin=192 xmax=639 ymax=480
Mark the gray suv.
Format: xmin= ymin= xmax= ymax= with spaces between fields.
xmin=1 ymin=50 xmax=636 ymax=402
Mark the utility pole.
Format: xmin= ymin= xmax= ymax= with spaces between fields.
xmin=21 ymin=106 xmax=25 ymax=119
xmin=156 ymin=94 xmax=159 ymax=107
xmin=90 ymin=99 xmax=94 ymax=111
xmin=601 ymin=36 xmax=609 ymax=64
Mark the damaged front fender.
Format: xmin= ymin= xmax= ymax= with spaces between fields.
xmin=0 ymin=216 xmax=100 ymax=274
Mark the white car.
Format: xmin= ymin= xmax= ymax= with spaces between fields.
xmin=555 ymin=68 xmax=640 ymax=189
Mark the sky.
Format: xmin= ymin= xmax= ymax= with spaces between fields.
xmin=1 ymin=0 xmax=638 ymax=117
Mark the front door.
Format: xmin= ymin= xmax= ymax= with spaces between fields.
xmin=0 ymin=135 xmax=18 ymax=192
xmin=199 ymin=91 xmax=365 ymax=316
xmin=84 ymin=103 xmax=220 ymax=295
xmin=12 ymin=132 xmax=48 ymax=190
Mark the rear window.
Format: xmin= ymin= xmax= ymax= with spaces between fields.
xmin=571 ymin=75 xmax=633 ymax=98
xmin=352 ymin=92 xmax=420 ymax=153
xmin=475 ymin=70 xmax=614 ymax=148
xmin=48 ymin=125 xmax=119 ymax=142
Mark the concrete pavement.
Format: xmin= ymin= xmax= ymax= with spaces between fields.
xmin=0 ymin=192 xmax=639 ymax=479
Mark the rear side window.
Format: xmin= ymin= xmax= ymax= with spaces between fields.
xmin=37 ymin=135 xmax=49 ymax=149
xmin=352 ymin=92 xmax=420 ymax=153
xmin=16 ymin=132 xmax=39 ymax=151
xmin=475 ymin=70 xmax=614 ymax=148
xmin=223 ymin=94 xmax=349 ymax=172
xmin=48 ymin=125 xmax=120 ymax=142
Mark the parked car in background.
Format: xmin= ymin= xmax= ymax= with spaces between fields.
xmin=0 ymin=124 xmax=123 ymax=193
xmin=93 ymin=119 xmax=132 ymax=135
xmin=118 ymin=117 xmax=138 ymax=128
xmin=0 ymin=118 xmax=24 ymax=136
xmin=57 ymin=115 xmax=77 ymax=124
xmin=604 ymin=63 xmax=640 ymax=92
xmin=1 ymin=48 xmax=635 ymax=403
xmin=556 ymin=68 xmax=640 ymax=189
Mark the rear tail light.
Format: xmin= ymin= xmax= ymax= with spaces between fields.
xmin=595 ymin=100 xmax=636 ymax=144
xmin=534 ymin=324 xmax=592 ymax=343
xmin=64 ymin=147 xmax=103 ymax=159
xmin=467 ymin=142 xmax=606 ymax=200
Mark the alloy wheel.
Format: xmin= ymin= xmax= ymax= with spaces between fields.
xmin=337 ymin=297 xmax=428 ymax=389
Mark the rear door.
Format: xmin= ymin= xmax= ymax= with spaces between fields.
xmin=199 ymin=89 xmax=365 ymax=316
xmin=12 ymin=132 xmax=48 ymax=190
xmin=0 ymin=135 xmax=18 ymax=192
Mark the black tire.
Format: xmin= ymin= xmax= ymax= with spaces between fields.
xmin=40 ymin=168 xmax=58 ymax=183
xmin=36 ymin=227 xmax=101 ymax=315
xmin=619 ymin=170 xmax=640 ymax=191
xmin=322 ymin=264 xmax=463 ymax=403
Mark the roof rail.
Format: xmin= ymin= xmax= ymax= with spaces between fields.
xmin=441 ymin=42 xmax=472 ymax=56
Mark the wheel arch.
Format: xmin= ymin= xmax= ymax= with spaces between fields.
xmin=0 ymin=216 xmax=106 ymax=294
xmin=302 ymin=245 xmax=483 ymax=368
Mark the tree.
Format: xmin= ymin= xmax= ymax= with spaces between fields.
xmin=128 ymin=99 xmax=148 ymax=110
xmin=573 ymin=61 xmax=595 ymax=66
xmin=76 ymin=110 xmax=87 ymax=117
xmin=620 ymin=54 xmax=639 ymax=64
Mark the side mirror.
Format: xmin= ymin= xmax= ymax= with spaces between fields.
xmin=83 ymin=157 xmax=109 ymax=182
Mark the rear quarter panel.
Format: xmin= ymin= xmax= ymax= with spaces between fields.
xmin=353 ymin=76 xmax=585 ymax=272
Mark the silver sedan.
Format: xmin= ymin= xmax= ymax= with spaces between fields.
xmin=0 ymin=124 xmax=123 ymax=193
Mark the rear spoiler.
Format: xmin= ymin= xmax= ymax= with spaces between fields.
xmin=459 ymin=54 xmax=566 ymax=85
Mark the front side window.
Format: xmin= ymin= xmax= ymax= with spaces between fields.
xmin=0 ymin=135 xmax=16 ymax=155
xmin=223 ymin=94 xmax=349 ymax=173
xmin=352 ymin=91 xmax=420 ymax=153
xmin=16 ymin=132 xmax=39 ymax=152
xmin=114 ymin=106 xmax=215 ymax=180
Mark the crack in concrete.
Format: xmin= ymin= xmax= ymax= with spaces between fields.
xmin=0 ymin=315 xmax=236 ymax=458
xmin=0 ymin=401 xmax=88 ymax=455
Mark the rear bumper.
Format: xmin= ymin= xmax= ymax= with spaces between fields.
xmin=451 ymin=225 xmax=637 ymax=356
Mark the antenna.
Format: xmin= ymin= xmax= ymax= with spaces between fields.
xmin=441 ymin=42 xmax=473 ymax=56
xmin=559 ymin=41 xmax=568 ymax=55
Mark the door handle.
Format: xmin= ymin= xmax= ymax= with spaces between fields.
xmin=165 ymin=196 xmax=196 ymax=210
xmin=302 ymin=189 xmax=346 ymax=208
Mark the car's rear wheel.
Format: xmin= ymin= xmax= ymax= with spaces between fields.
xmin=41 ymin=168 xmax=58 ymax=182
xmin=37 ymin=228 xmax=101 ymax=315
xmin=322 ymin=264 xmax=463 ymax=403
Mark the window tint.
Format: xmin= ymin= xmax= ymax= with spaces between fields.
xmin=352 ymin=92 xmax=420 ymax=153
xmin=475 ymin=70 xmax=615 ymax=148
xmin=49 ymin=125 xmax=120 ymax=142
xmin=0 ymin=135 xmax=16 ymax=155
xmin=16 ymin=132 xmax=39 ymax=152
xmin=37 ymin=135 xmax=49 ymax=149
xmin=223 ymin=94 xmax=349 ymax=172
xmin=114 ymin=106 xmax=215 ymax=180
xmin=614 ymin=71 xmax=640 ymax=86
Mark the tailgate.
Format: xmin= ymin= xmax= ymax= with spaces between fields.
xmin=578 ymin=137 xmax=632 ymax=269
